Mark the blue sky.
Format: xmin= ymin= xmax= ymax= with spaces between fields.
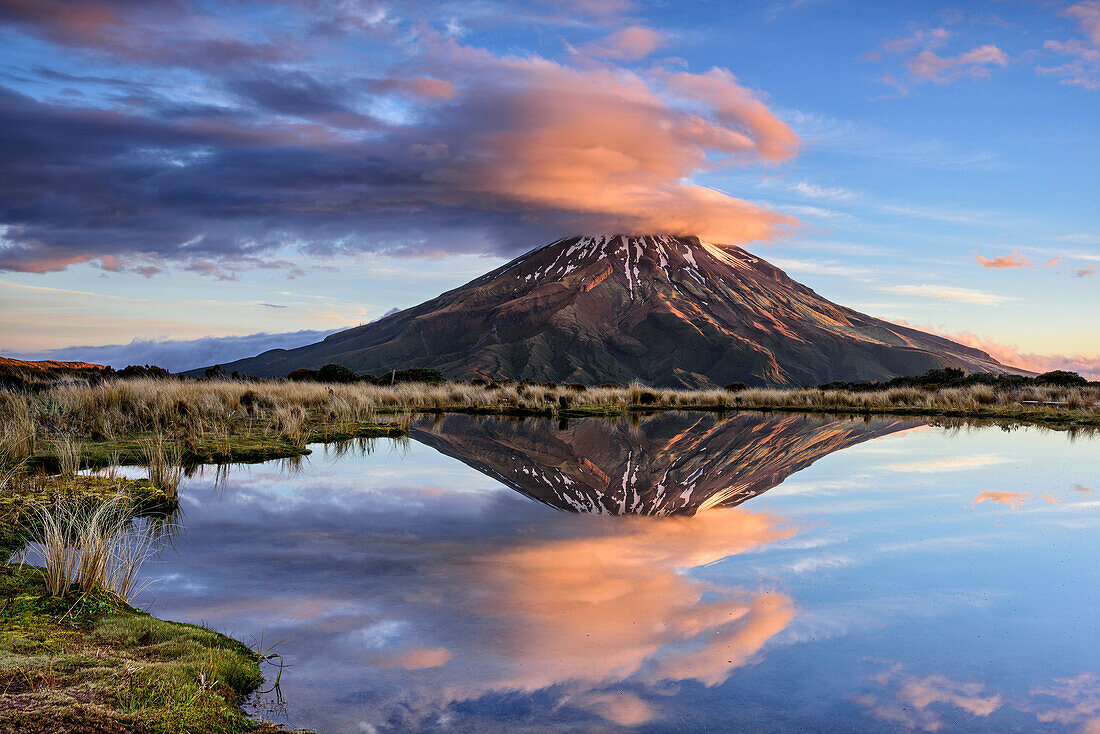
xmin=1 ymin=0 xmax=1097 ymax=374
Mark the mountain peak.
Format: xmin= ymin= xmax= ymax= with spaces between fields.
xmin=212 ymin=234 xmax=1019 ymax=387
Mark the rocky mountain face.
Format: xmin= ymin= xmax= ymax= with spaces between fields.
xmin=213 ymin=234 xmax=1015 ymax=386
xmin=411 ymin=413 xmax=917 ymax=515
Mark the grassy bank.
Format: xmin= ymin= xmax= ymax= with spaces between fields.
xmin=3 ymin=378 xmax=1098 ymax=458
xmin=0 ymin=565 xmax=288 ymax=734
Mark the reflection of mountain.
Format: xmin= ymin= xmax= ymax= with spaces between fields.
xmin=411 ymin=412 xmax=918 ymax=515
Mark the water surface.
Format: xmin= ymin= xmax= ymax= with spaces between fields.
xmin=131 ymin=413 xmax=1100 ymax=732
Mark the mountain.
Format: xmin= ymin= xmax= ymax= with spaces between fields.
xmin=411 ymin=412 xmax=917 ymax=515
xmin=211 ymin=234 xmax=1015 ymax=386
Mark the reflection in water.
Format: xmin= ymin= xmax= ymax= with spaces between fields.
xmin=129 ymin=416 xmax=1100 ymax=732
xmin=412 ymin=412 xmax=916 ymax=514
xmin=973 ymin=490 xmax=1033 ymax=509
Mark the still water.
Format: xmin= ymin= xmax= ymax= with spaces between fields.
xmin=132 ymin=413 xmax=1100 ymax=732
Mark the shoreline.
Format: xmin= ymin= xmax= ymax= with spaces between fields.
xmin=3 ymin=378 xmax=1098 ymax=731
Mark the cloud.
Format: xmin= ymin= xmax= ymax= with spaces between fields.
xmin=10 ymin=329 xmax=339 ymax=372
xmin=857 ymin=664 xmax=1002 ymax=731
xmin=887 ymin=455 xmax=1011 ymax=473
xmin=375 ymin=646 xmax=451 ymax=670
xmin=581 ymin=25 xmax=666 ymax=60
xmin=1039 ymin=2 xmax=1100 ymax=90
xmin=870 ymin=27 xmax=1008 ymax=92
xmin=975 ymin=250 xmax=1034 ymax=269
xmin=906 ymin=44 xmax=1009 ymax=84
xmin=766 ymin=257 xmax=870 ymax=278
xmin=1075 ymin=265 xmax=1097 ymax=277
xmin=878 ymin=284 xmax=1013 ymax=305
xmin=1027 ymin=673 xmax=1100 ymax=727
xmin=973 ymin=490 xmax=1033 ymax=509
xmin=890 ymin=321 xmax=1100 ymax=379
xmin=0 ymin=7 xmax=801 ymax=273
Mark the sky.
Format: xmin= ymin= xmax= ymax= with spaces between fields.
xmin=0 ymin=0 xmax=1098 ymax=374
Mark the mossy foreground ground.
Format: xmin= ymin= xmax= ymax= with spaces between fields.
xmin=0 ymin=566 xmax=291 ymax=734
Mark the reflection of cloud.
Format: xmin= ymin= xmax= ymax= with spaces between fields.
xmin=887 ymin=455 xmax=1010 ymax=473
xmin=858 ymin=663 xmax=1002 ymax=731
xmin=376 ymin=646 xmax=452 ymax=670
xmin=1027 ymin=673 xmax=1100 ymax=728
xmin=567 ymin=691 xmax=656 ymax=726
xmin=467 ymin=509 xmax=796 ymax=703
xmin=973 ymin=490 xmax=1032 ymax=509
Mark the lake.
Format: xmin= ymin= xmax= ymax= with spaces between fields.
xmin=129 ymin=412 xmax=1100 ymax=732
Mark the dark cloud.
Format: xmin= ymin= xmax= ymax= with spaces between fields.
xmin=11 ymin=328 xmax=339 ymax=371
xmin=0 ymin=2 xmax=799 ymax=274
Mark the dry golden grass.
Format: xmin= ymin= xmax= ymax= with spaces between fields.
xmin=28 ymin=493 xmax=156 ymax=601
xmin=1 ymin=376 xmax=1097 ymax=453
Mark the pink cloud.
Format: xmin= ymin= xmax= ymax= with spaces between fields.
xmin=872 ymin=27 xmax=1008 ymax=89
xmin=905 ymin=43 xmax=1009 ymax=83
xmin=1039 ymin=2 xmax=1100 ymax=89
xmin=891 ymin=321 xmax=1100 ymax=380
xmin=1066 ymin=1 xmax=1100 ymax=45
xmin=1075 ymin=265 xmax=1097 ymax=277
xmin=582 ymin=25 xmax=666 ymax=61
xmin=975 ymin=250 xmax=1034 ymax=269
xmin=1045 ymin=256 xmax=1063 ymax=268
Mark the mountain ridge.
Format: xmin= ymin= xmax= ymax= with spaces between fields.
xmin=207 ymin=234 xmax=1018 ymax=387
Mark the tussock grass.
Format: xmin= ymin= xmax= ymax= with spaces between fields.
xmin=2 ymin=377 xmax=1099 ymax=460
xmin=141 ymin=433 xmax=184 ymax=499
xmin=28 ymin=493 xmax=156 ymax=602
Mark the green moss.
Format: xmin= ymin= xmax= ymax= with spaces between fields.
xmin=0 ymin=475 xmax=176 ymax=559
xmin=0 ymin=566 xmax=295 ymax=734
xmin=24 ymin=420 xmax=410 ymax=473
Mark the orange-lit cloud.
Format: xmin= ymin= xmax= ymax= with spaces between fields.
xmin=469 ymin=508 xmax=796 ymax=695
xmin=0 ymin=20 xmax=803 ymax=273
xmin=975 ymin=250 xmax=1034 ymax=269
xmin=582 ymin=25 xmax=666 ymax=60
xmin=361 ymin=507 xmax=796 ymax=727
xmin=1045 ymin=256 xmax=1063 ymax=268
xmin=1075 ymin=265 xmax=1097 ymax=277
xmin=567 ymin=691 xmax=656 ymax=726
xmin=973 ymin=490 xmax=1032 ymax=509
xmin=414 ymin=40 xmax=801 ymax=244
xmin=376 ymin=646 xmax=452 ymax=670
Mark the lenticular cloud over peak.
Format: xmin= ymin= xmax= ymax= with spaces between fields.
xmin=0 ymin=4 xmax=800 ymax=275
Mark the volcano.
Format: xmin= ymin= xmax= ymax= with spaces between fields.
xmin=215 ymin=235 xmax=1015 ymax=386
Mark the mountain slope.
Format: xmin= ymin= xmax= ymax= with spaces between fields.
xmin=213 ymin=235 xmax=1015 ymax=386
xmin=411 ymin=413 xmax=916 ymax=515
